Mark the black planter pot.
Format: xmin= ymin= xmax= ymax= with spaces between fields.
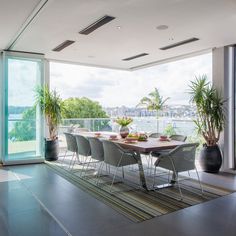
xmin=199 ymin=144 xmax=222 ymax=173
xmin=45 ymin=138 xmax=59 ymax=161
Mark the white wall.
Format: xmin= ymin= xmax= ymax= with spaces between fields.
xmin=212 ymin=46 xmax=235 ymax=171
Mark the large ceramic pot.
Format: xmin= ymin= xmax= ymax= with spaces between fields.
xmin=45 ymin=138 xmax=59 ymax=161
xmin=119 ymin=126 xmax=129 ymax=138
xmin=199 ymin=144 xmax=222 ymax=173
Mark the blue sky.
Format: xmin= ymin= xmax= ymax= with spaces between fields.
xmin=50 ymin=53 xmax=212 ymax=107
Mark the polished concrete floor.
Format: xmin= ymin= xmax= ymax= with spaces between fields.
xmin=0 ymin=163 xmax=236 ymax=236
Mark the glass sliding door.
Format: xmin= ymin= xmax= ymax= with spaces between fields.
xmin=3 ymin=52 xmax=44 ymax=165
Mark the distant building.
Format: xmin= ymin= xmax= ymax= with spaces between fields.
xmin=104 ymin=105 xmax=197 ymax=118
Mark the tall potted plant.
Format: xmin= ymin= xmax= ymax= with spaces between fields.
xmin=189 ymin=75 xmax=225 ymax=173
xmin=35 ymin=85 xmax=63 ymax=161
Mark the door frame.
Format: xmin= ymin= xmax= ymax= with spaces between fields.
xmin=1 ymin=50 xmax=45 ymax=165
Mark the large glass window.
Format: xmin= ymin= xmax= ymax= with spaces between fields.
xmin=50 ymin=53 xmax=212 ymax=157
xmin=3 ymin=53 xmax=44 ymax=164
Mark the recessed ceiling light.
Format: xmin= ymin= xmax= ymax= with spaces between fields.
xmin=159 ymin=37 xmax=199 ymax=50
xmin=52 ymin=40 xmax=75 ymax=52
xmin=116 ymin=26 xmax=122 ymax=30
xmin=79 ymin=15 xmax=116 ymax=35
xmin=122 ymin=53 xmax=149 ymax=61
xmin=156 ymin=25 xmax=168 ymax=30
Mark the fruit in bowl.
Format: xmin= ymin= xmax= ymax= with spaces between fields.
xmin=126 ymin=137 xmax=138 ymax=141
xmin=127 ymin=133 xmax=139 ymax=140
xmin=138 ymin=134 xmax=148 ymax=141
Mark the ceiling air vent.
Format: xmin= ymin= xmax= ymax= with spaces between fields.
xmin=79 ymin=15 xmax=115 ymax=35
xmin=122 ymin=53 xmax=149 ymax=61
xmin=52 ymin=40 xmax=75 ymax=52
xmin=159 ymin=37 xmax=199 ymax=50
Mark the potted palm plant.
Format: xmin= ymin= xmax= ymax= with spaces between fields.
xmin=137 ymin=88 xmax=169 ymax=132
xmin=189 ymin=75 xmax=225 ymax=173
xmin=35 ymin=85 xmax=63 ymax=161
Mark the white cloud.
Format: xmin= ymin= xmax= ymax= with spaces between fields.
xmin=50 ymin=53 xmax=212 ymax=107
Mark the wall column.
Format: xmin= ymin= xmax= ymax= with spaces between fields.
xmin=212 ymin=46 xmax=235 ymax=171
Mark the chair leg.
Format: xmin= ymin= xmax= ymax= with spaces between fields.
xmin=150 ymin=154 xmax=153 ymax=175
xmin=110 ymin=166 xmax=119 ymax=193
xmin=176 ymin=175 xmax=183 ymax=200
xmin=80 ymin=156 xmax=90 ymax=177
xmin=76 ymin=152 xmax=80 ymax=164
xmin=167 ymin=170 xmax=170 ymax=182
xmin=152 ymin=166 xmax=157 ymax=188
xmin=61 ymin=150 xmax=67 ymax=166
xmin=94 ymin=161 xmax=102 ymax=182
xmin=69 ymin=153 xmax=76 ymax=169
xmin=96 ymin=162 xmax=105 ymax=185
xmin=109 ymin=153 xmax=125 ymax=192
xmin=169 ymin=158 xmax=183 ymax=200
xmin=122 ymin=167 xmax=125 ymax=179
xmin=83 ymin=157 xmax=92 ymax=178
xmin=195 ymin=167 xmax=204 ymax=194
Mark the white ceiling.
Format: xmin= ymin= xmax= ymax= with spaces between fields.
xmin=1 ymin=0 xmax=236 ymax=70
xmin=0 ymin=0 xmax=42 ymax=49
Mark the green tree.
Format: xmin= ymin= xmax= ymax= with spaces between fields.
xmin=62 ymin=97 xmax=108 ymax=118
xmin=9 ymin=107 xmax=36 ymax=141
xmin=62 ymin=97 xmax=110 ymax=131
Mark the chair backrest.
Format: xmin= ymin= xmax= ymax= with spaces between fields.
xmin=64 ymin=132 xmax=78 ymax=153
xmin=169 ymin=143 xmax=198 ymax=172
xmin=75 ymin=134 xmax=91 ymax=156
xmin=88 ymin=137 xmax=104 ymax=161
xmin=149 ymin=132 xmax=161 ymax=138
xmin=75 ymin=128 xmax=90 ymax=132
xmin=102 ymin=140 xmax=138 ymax=167
xmin=102 ymin=140 xmax=123 ymax=166
xmin=170 ymin=134 xmax=187 ymax=142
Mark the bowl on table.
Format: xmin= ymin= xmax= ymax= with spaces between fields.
xmin=109 ymin=134 xmax=118 ymax=140
xmin=159 ymin=135 xmax=168 ymax=141
xmin=94 ymin=132 xmax=101 ymax=137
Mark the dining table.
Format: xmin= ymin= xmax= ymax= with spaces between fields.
xmin=75 ymin=131 xmax=185 ymax=191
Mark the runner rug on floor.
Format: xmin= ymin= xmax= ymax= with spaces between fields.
xmin=46 ymin=161 xmax=233 ymax=223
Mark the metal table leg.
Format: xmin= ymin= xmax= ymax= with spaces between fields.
xmin=135 ymin=152 xmax=149 ymax=191
xmin=153 ymin=170 xmax=177 ymax=190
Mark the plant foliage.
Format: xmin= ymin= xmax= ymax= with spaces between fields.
xmin=62 ymin=97 xmax=108 ymax=119
xmin=9 ymin=107 xmax=36 ymax=141
xmin=137 ymin=88 xmax=169 ymax=116
xmin=114 ymin=117 xmax=133 ymax=127
xmin=35 ymin=86 xmax=63 ymax=140
xmin=163 ymin=124 xmax=177 ymax=136
xmin=189 ymin=75 xmax=225 ymax=146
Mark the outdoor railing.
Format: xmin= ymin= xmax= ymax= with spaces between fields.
xmin=59 ymin=117 xmax=196 ymax=136
xmin=8 ymin=117 xmax=201 ymax=156
xmin=59 ymin=117 xmax=202 ymax=157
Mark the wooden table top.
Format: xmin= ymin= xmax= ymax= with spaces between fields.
xmin=113 ymin=138 xmax=184 ymax=153
xmin=74 ymin=131 xmax=185 ymax=153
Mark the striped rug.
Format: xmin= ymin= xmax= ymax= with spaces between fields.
xmin=46 ymin=160 xmax=232 ymax=222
